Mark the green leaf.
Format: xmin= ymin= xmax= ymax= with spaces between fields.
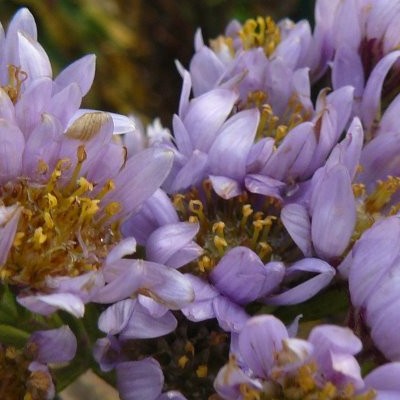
xmin=0 ymin=324 xmax=30 ymax=347
xmin=273 ymin=285 xmax=350 ymax=323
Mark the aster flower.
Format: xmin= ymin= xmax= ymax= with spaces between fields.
xmin=189 ymin=14 xmax=313 ymax=98
xmin=214 ymin=315 xmax=400 ymax=399
xmin=0 ymin=110 xmax=177 ymax=317
xmin=0 ymin=8 xmax=93 ymax=134
xmin=0 ymin=325 xmax=76 ymax=400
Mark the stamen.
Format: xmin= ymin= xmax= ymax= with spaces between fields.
xmin=239 ymin=16 xmax=281 ymax=57
xmin=365 ymin=176 xmax=400 ymax=213
xmin=0 ymin=156 xmax=122 ymax=289
xmin=195 ymin=365 xmax=208 ymax=378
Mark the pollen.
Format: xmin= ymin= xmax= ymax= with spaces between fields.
xmin=245 ymin=91 xmax=311 ymax=145
xmin=2 ymin=64 xmax=28 ymax=103
xmin=0 ymin=148 xmax=122 ymax=290
xmin=195 ymin=364 xmax=208 ymax=378
xmin=239 ymin=16 xmax=281 ymax=57
xmin=175 ymin=181 xmax=301 ymax=276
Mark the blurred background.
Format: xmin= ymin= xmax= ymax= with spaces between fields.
xmin=0 ymin=1 xmax=315 ymax=399
xmin=0 ymin=0 xmax=315 ymax=126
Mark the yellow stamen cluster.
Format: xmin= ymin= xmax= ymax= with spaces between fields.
xmin=0 ymin=148 xmax=121 ymax=289
xmin=2 ymin=65 xmax=27 ymax=103
xmin=173 ymin=181 xmax=300 ymax=276
xmin=352 ymin=175 xmax=400 ymax=241
xmin=244 ymin=91 xmax=311 ymax=145
xmin=239 ymin=16 xmax=281 ymax=57
xmin=224 ymin=349 xmax=376 ymax=400
xmin=0 ymin=342 xmax=52 ymax=400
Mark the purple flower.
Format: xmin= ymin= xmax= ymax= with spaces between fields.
xmin=214 ymin=315 xmax=383 ymax=399
xmin=0 ymin=325 xmax=76 ymax=399
xmin=0 ymin=110 xmax=176 ymax=317
xmin=189 ymin=16 xmax=313 ymax=98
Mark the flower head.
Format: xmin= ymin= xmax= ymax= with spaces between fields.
xmin=0 ymin=325 xmax=76 ymax=400
xmin=0 ymin=110 xmax=174 ymax=317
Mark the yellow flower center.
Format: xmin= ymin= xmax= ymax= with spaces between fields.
xmin=173 ymin=181 xmax=300 ymax=275
xmin=225 ymin=347 xmax=377 ymax=400
xmin=352 ymin=175 xmax=400 ymax=241
xmin=243 ymin=90 xmax=311 ymax=145
xmin=0 ymin=147 xmax=122 ymax=289
xmin=239 ymin=16 xmax=281 ymax=57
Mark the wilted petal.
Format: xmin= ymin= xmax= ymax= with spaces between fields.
xmin=116 ymin=358 xmax=163 ymax=400
xmin=30 ymin=326 xmax=77 ymax=363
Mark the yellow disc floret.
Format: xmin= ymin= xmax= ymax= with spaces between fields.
xmin=0 ymin=147 xmax=122 ymax=289
xmin=173 ymin=180 xmax=301 ymax=276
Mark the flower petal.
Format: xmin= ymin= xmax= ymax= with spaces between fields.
xmin=116 ymin=358 xmax=164 ymax=400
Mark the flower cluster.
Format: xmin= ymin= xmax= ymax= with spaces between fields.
xmin=2 ymin=1 xmax=400 ymax=399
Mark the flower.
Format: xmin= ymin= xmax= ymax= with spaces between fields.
xmin=0 ymin=110 xmax=176 ymax=317
xmin=214 ymin=314 xmax=400 ymax=399
xmin=0 ymin=325 xmax=76 ymax=400
xmin=0 ymin=8 xmax=94 ymax=134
